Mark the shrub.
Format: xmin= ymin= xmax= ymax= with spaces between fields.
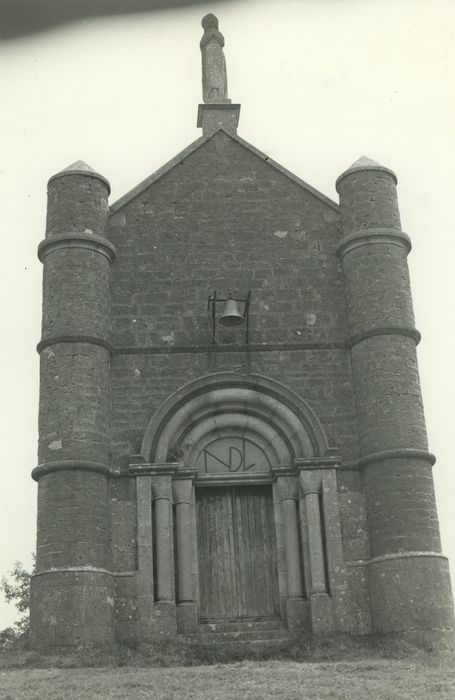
xmin=0 ymin=560 xmax=34 ymax=649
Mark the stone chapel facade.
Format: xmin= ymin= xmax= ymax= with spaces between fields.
xmin=30 ymin=16 xmax=453 ymax=650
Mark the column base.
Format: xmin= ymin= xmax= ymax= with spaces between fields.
xmin=177 ymin=602 xmax=198 ymax=633
xmin=153 ymin=601 xmax=177 ymax=641
xmin=286 ymin=597 xmax=309 ymax=630
xmin=310 ymin=592 xmax=335 ymax=634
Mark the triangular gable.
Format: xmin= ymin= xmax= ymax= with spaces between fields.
xmin=110 ymin=129 xmax=339 ymax=214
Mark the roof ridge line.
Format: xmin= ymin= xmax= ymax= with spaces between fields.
xmin=230 ymin=132 xmax=339 ymax=211
xmin=110 ymin=133 xmax=212 ymax=213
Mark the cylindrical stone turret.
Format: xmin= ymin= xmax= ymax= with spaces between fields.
xmin=30 ymin=161 xmax=116 ymax=648
xmin=336 ymin=157 xmax=453 ymax=636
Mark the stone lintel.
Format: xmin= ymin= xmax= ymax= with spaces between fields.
xmin=195 ymin=472 xmax=273 ymax=487
xmin=197 ymin=103 xmax=241 ymax=136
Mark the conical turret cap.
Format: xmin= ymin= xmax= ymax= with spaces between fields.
xmin=61 ymin=160 xmax=97 ymax=173
xmin=48 ymin=159 xmax=110 ymax=193
xmin=336 ymin=155 xmax=397 ymax=192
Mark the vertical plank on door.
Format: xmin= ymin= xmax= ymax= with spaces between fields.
xmin=234 ymin=486 xmax=280 ymax=618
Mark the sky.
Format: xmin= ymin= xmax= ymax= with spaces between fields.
xmin=1 ymin=0 xmax=454 ymax=627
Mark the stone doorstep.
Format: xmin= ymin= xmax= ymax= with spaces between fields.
xmin=196 ymin=617 xmax=283 ymax=632
xmin=181 ymin=634 xmax=300 ymax=657
xmin=181 ymin=628 xmax=299 ymax=644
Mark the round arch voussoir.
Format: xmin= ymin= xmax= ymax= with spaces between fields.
xmin=141 ymin=372 xmax=329 ymax=467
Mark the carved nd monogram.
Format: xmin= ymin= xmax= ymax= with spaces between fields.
xmin=203 ymin=438 xmax=256 ymax=473
xmin=193 ymin=435 xmax=271 ymax=474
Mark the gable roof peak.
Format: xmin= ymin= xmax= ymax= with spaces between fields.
xmin=110 ymin=129 xmax=339 ymax=214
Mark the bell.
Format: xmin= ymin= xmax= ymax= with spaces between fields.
xmin=218 ymin=298 xmax=244 ymax=327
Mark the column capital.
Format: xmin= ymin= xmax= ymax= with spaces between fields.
xmin=152 ymin=474 xmax=175 ymax=500
xmin=274 ymin=474 xmax=299 ymax=501
xmin=299 ymin=471 xmax=322 ymax=495
xmin=173 ymin=476 xmax=196 ymax=504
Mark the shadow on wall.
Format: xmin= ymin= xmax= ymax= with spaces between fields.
xmin=0 ymin=0 xmax=233 ymax=39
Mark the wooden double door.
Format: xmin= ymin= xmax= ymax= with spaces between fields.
xmin=196 ymin=485 xmax=280 ymax=621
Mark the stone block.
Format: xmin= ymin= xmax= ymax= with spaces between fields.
xmin=152 ymin=601 xmax=177 ymax=641
xmin=285 ymin=597 xmax=310 ymax=630
xmin=310 ymin=593 xmax=335 ymax=634
xmin=177 ymin=602 xmax=198 ymax=634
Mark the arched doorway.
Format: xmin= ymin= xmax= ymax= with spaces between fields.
xmin=136 ymin=372 xmax=333 ymax=630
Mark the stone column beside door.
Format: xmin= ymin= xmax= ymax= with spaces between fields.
xmin=130 ymin=461 xmax=178 ymax=641
xmin=151 ymin=465 xmax=177 ymax=638
xmin=298 ymin=459 xmax=348 ymax=634
xmin=135 ymin=474 xmax=154 ymax=642
xmin=173 ymin=470 xmax=198 ymax=633
xmin=274 ymin=469 xmax=307 ymax=630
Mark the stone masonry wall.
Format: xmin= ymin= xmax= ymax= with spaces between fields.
xmin=109 ymin=349 xmax=358 ymax=472
xmin=32 ymin=130 xmax=453 ymax=646
xmin=109 ymin=131 xmax=346 ymax=349
xmin=108 ymin=131 xmax=357 ymax=461
xmin=105 ymin=131 xmax=370 ymax=639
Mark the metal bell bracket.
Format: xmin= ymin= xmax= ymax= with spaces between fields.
xmin=207 ymin=290 xmax=251 ymax=344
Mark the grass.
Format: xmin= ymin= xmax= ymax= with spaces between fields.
xmin=0 ymin=636 xmax=454 ymax=699
xmin=0 ymin=657 xmax=454 ymax=700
